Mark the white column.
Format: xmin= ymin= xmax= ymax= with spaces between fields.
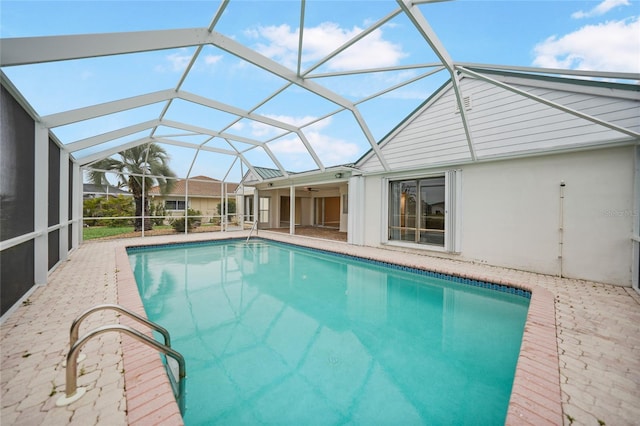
xmin=289 ymin=185 xmax=295 ymax=235
xmin=59 ymin=150 xmax=69 ymax=260
xmin=253 ymin=189 xmax=259 ymax=227
xmin=34 ymin=124 xmax=48 ymax=284
xmin=445 ymin=169 xmax=462 ymax=253
xmin=72 ymin=163 xmax=82 ymax=247
xmin=348 ymin=175 xmax=365 ymax=245
xmin=219 ymin=180 xmax=224 ymax=232
xmin=339 ymin=184 xmax=348 ymax=232
xmin=184 ymin=179 xmax=189 ymax=235
xmin=633 ymin=146 xmax=640 ymax=292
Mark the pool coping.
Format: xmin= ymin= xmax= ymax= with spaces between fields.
xmin=115 ymin=235 xmax=562 ymax=425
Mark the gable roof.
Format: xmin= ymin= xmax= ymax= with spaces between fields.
xmin=148 ymin=175 xmax=238 ymax=198
xmin=356 ymin=68 xmax=640 ymax=172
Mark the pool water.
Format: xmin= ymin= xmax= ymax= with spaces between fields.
xmin=128 ymin=239 xmax=529 ymax=425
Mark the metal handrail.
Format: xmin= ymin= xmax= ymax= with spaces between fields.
xmin=59 ymin=324 xmax=186 ymax=404
xmin=69 ymin=303 xmax=171 ymax=348
xmin=246 ymin=220 xmax=258 ymax=243
xmin=57 ymin=304 xmax=186 ymax=409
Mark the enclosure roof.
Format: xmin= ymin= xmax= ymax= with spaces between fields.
xmin=251 ymin=167 xmax=288 ymax=181
xmin=1 ymin=0 xmax=638 ymax=184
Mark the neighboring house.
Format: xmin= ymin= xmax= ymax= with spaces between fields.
xmin=83 ymin=183 xmax=132 ymax=199
xmin=250 ymin=69 xmax=640 ymax=288
xmin=148 ymin=175 xmax=239 ymax=219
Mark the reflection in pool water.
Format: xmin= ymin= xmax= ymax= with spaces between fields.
xmin=129 ymin=240 xmax=529 ymax=425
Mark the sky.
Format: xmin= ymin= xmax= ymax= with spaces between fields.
xmin=1 ymin=0 xmax=639 ymax=182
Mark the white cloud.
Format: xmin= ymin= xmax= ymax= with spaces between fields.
xmin=204 ymin=55 xmax=223 ymax=65
xmin=268 ymin=137 xmax=309 ymax=155
xmin=166 ymin=52 xmax=191 ymax=72
xmin=532 ymin=17 xmax=640 ymax=72
xmin=267 ymin=115 xmax=359 ymax=166
xmin=304 ymin=131 xmax=360 ymax=164
xmin=266 ymin=114 xmax=328 ymax=129
xmin=248 ymin=121 xmax=280 ymax=138
xmin=269 ymin=132 xmax=360 ymax=167
xmin=155 ymin=50 xmax=223 ymax=73
xmin=247 ymin=22 xmax=406 ymax=71
xmin=156 ymin=51 xmax=191 ymax=73
xmin=246 ymin=114 xmax=328 ymax=139
xmin=572 ymin=0 xmax=630 ymax=19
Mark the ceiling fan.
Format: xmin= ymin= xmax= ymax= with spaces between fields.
xmin=304 ymin=187 xmax=320 ymax=192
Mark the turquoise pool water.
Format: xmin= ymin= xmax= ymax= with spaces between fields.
xmin=128 ymin=239 xmax=529 ymax=425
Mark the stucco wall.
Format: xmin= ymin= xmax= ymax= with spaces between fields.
xmin=461 ymin=147 xmax=634 ymax=285
xmin=361 ymin=146 xmax=636 ymax=286
xmin=190 ymin=198 xmax=220 ymax=217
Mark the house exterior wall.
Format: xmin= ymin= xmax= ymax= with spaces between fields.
xmin=461 ymin=146 xmax=634 ymax=285
xmin=159 ymin=196 xmax=220 ymax=216
xmin=355 ymin=73 xmax=638 ymax=286
xmin=190 ymin=197 xmax=220 ymax=218
xmin=362 ymin=175 xmax=384 ymax=246
xmin=359 ymin=146 xmax=636 ymax=286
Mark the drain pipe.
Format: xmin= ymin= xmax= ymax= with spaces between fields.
xmin=558 ymin=180 xmax=566 ymax=277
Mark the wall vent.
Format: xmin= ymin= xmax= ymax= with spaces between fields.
xmin=455 ymin=96 xmax=472 ymax=113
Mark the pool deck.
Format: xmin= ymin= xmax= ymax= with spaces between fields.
xmin=1 ymin=230 xmax=639 ymax=425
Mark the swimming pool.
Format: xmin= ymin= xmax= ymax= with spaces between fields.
xmin=128 ymin=239 xmax=529 ymax=425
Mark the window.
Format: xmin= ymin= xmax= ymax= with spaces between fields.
xmin=165 ymin=200 xmax=186 ymax=210
xmin=387 ymin=170 xmax=462 ymax=253
xmin=259 ymin=196 xmax=270 ymax=224
xmin=386 ymin=170 xmax=461 ymax=251
xmin=389 ymin=176 xmax=446 ymax=247
xmin=314 ymin=197 xmax=340 ymax=228
xmin=244 ymin=196 xmax=254 ymax=222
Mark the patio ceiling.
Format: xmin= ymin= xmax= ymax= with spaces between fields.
xmin=1 ymin=0 xmax=638 ymax=184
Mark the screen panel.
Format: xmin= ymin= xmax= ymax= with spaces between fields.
xmin=48 ymin=138 xmax=60 ymax=226
xmin=0 ymin=241 xmax=35 ymax=316
xmin=0 ymin=86 xmax=35 ymax=241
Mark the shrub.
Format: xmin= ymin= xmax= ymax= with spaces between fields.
xmin=83 ymin=195 xmax=134 ymax=227
xmin=216 ymin=199 xmax=236 ymax=218
xmin=170 ymin=208 xmax=202 ymax=232
xmin=149 ymin=202 xmax=166 ymax=226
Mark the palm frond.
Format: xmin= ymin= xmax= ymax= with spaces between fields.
xmin=87 ymin=143 xmax=176 ymax=196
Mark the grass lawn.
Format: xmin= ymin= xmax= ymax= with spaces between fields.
xmin=83 ymin=225 xmax=172 ymax=240
xmin=83 ymin=226 xmax=134 ymax=240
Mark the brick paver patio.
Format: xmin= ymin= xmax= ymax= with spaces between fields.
xmin=1 ymin=230 xmax=639 ymax=425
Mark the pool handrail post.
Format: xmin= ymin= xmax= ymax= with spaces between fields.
xmin=57 ymin=323 xmax=185 ymax=407
xmin=246 ymin=219 xmax=258 ymax=243
xmin=69 ymin=303 xmax=171 ymax=349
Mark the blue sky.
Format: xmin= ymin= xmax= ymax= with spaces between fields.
xmin=1 ymin=0 xmax=639 ymax=182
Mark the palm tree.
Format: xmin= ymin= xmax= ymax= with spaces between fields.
xmin=89 ymin=144 xmax=175 ymax=231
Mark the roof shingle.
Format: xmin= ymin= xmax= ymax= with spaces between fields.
xmin=148 ymin=175 xmax=238 ymax=197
